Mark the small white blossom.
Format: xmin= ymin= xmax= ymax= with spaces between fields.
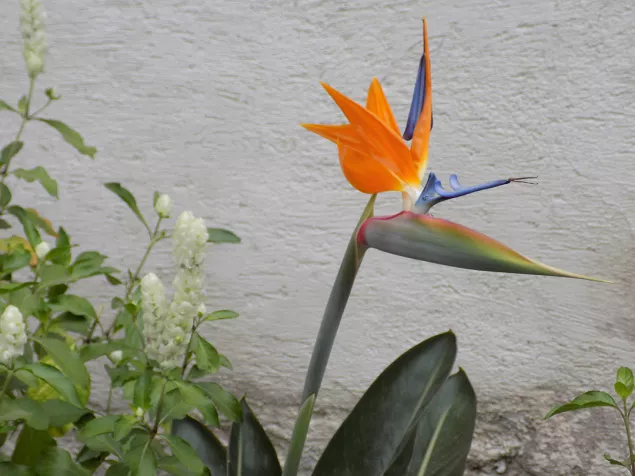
xmin=20 ymin=0 xmax=46 ymax=77
xmin=173 ymin=211 xmax=207 ymax=268
xmin=134 ymin=407 xmax=144 ymax=419
xmin=154 ymin=194 xmax=172 ymax=218
xmin=109 ymin=350 xmax=123 ymax=364
xmin=0 ymin=305 xmax=27 ymax=366
xmin=35 ymin=241 xmax=51 ymax=260
xmin=140 ymin=273 xmax=168 ymax=364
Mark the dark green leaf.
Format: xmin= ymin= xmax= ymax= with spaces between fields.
xmin=195 ymin=334 xmax=220 ymax=373
xmin=281 ymin=394 xmax=315 ymax=476
xmin=114 ymin=415 xmax=137 ymax=441
xmin=105 ymin=463 xmax=129 ymax=476
xmin=36 ymin=447 xmax=90 ymax=476
xmin=207 ymin=228 xmax=241 ymax=243
xmin=49 ymin=294 xmax=97 ymax=319
xmin=0 ymin=249 xmax=31 ymax=276
xmin=0 ymin=281 xmax=34 ymax=294
xmin=49 ymin=312 xmax=90 ymax=335
xmin=164 ymin=434 xmax=206 ymax=474
xmin=11 ymin=425 xmax=56 ymax=467
xmin=312 ymin=332 xmax=456 ymax=476
xmin=81 ymin=340 xmax=127 ymax=362
xmin=0 ymin=218 xmax=10 ymax=229
xmin=41 ymin=399 xmax=90 ymax=427
xmin=205 ymin=310 xmax=239 ymax=322
xmin=0 ymin=398 xmax=49 ymax=430
xmin=220 ymin=355 xmax=233 ymax=370
xmin=83 ymin=434 xmax=124 ymax=458
xmin=104 ymin=183 xmax=149 ymax=231
xmin=23 ymin=363 xmax=81 ymax=406
xmin=13 ymin=167 xmax=59 ymax=198
xmin=39 ymin=264 xmax=70 ymax=287
xmin=1 ymin=141 xmax=24 ymax=166
xmin=172 ymin=417 xmax=227 ymax=475
xmin=0 ymin=462 xmax=34 ymax=475
xmin=604 ymin=453 xmax=635 ymax=468
xmin=0 ymin=184 xmax=11 ymax=209
xmin=51 ymin=227 xmax=72 ymax=266
xmin=0 ymin=100 xmax=17 ymax=113
xmin=124 ymin=437 xmax=156 ymax=476
xmin=197 ymin=382 xmax=242 ymax=421
xmin=134 ymin=369 xmax=153 ymax=409
xmin=616 ymin=367 xmax=634 ymax=400
xmin=36 ymin=119 xmax=97 ymax=158
xmin=35 ymin=336 xmax=91 ymax=388
xmin=400 ymin=370 xmax=477 ymax=476
xmin=545 ymin=391 xmax=619 ymax=419
xmin=228 ymin=399 xmax=281 ymax=476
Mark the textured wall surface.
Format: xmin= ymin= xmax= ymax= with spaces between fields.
xmin=1 ymin=0 xmax=634 ymax=474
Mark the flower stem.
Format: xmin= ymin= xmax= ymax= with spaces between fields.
xmin=1 ymin=77 xmax=35 ymax=184
xmin=282 ymin=195 xmax=376 ymax=476
xmin=152 ymin=378 xmax=168 ymax=435
xmin=622 ymin=401 xmax=635 ymax=475
xmin=0 ymin=370 xmax=14 ymax=404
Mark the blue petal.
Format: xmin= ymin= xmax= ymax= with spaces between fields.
xmin=403 ymin=55 xmax=426 ymax=141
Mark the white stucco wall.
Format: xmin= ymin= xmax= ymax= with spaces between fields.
xmin=1 ymin=0 xmax=634 ymax=474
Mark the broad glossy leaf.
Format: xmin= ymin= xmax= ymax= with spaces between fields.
xmin=360 ymin=211 xmax=609 ymax=282
xmin=228 ymin=399 xmax=281 ymax=476
xmin=0 ymin=397 xmax=49 ymax=430
xmin=400 ymin=370 xmax=476 ymax=476
xmin=35 ymin=336 xmax=90 ymax=388
xmin=36 ymin=119 xmax=97 ymax=158
xmin=0 ymin=184 xmax=11 ymax=209
xmin=134 ymin=369 xmax=153 ymax=409
xmin=77 ymin=415 xmax=119 ymax=441
xmin=49 ymin=294 xmax=96 ymax=319
xmin=41 ymin=399 xmax=89 ymax=427
xmin=195 ymin=334 xmax=220 ymax=373
xmin=7 ymin=206 xmax=40 ymax=247
xmin=312 ymin=332 xmax=456 ymax=476
xmin=11 ymin=425 xmax=56 ymax=467
xmin=125 ymin=438 xmax=156 ymax=476
xmin=39 ymin=264 xmax=70 ymax=287
xmin=1 ymin=141 xmax=23 ymax=166
xmin=615 ymin=367 xmax=634 ymax=400
xmin=104 ymin=183 xmax=149 ymax=231
xmin=282 ymin=394 xmax=315 ymax=476
xmin=0 ymin=218 xmax=10 ymax=229
xmin=13 ymin=166 xmax=58 ymax=198
xmin=172 ymin=417 xmax=227 ymax=475
xmin=207 ymin=228 xmax=241 ymax=243
xmin=545 ymin=391 xmax=619 ymax=419
xmin=36 ymin=448 xmax=90 ymax=476
xmin=81 ymin=340 xmax=127 ymax=362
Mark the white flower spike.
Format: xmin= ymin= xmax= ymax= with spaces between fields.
xmin=0 ymin=305 xmax=27 ymax=366
xmin=20 ymin=0 xmax=46 ymax=77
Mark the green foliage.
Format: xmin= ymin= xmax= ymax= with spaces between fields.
xmin=13 ymin=166 xmax=58 ymax=198
xmin=207 ymin=228 xmax=241 ymax=243
xmin=35 ymin=119 xmax=97 ymax=158
xmin=546 ymin=366 xmax=635 ymax=474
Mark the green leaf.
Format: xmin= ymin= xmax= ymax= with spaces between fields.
xmin=105 ymin=463 xmax=129 ymax=476
xmin=1 ymin=141 xmax=24 ymax=166
xmin=228 ymin=399 xmax=281 ymax=476
xmin=104 ymin=183 xmax=149 ymax=231
xmin=0 ymin=462 xmax=34 ymax=475
xmin=36 ymin=119 xmax=97 ymax=158
xmin=0 ymin=100 xmax=17 ymax=113
xmin=604 ymin=453 xmax=635 ymax=468
xmin=0 ymin=184 xmax=11 ymax=209
xmin=113 ymin=415 xmax=137 ymax=441
xmin=7 ymin=206 xmax=40 ymax=247
xmin=544 ymin=391 xmax=619 ymax=419
xmin=13 ymin=167 xmax=59 ymax=198
xmin=281 ymin=394 xmax=315 ymax=476
xmin=23 ymin=363 xmax=82 ymax=406
xmin=172 ymin=417 xmax=227 ymax=475
xmin=205 ymin=310 xmax=239 ymax=322
xmin=134 ymin=369 xmax=153 ymax=409
xmin=0 ymin=218 xmax=10 ymax=229
xmin=0 ymin=281 xmax=34 ymax=294
xmin=36 ymin=448 xmax=91 ymax=476
xmin=80 ymin=340 xmax=127 ymax=362
xmin=197 ymin=382 xmax=242 ymax=421
xmin=164 ymin=434 xmax=206 ymax=474
xmin=195 ymin=334 xmax=220 ymax=373
xmin=0 ymin=398 xmax=49 ymax=430
xmin=39 ymin=264 xmax=70 ymax=287
xmin=35 ymin=336 xmax=91 ymax=388
xmin=616 ymin=367 xmax=634 ymax=400
xmin=0 ymin=248 xmax=31 ymax=276
xmin=77 ymin=415 xmax=119 ymax=441
xmin=41 ymin=399 xmax=90 ymax=428
xmin=11 ymin=425 xmax=56 ymax=467
xmin=397 ymin=370 xmax=477 ymax=476
xmin=311 ymin=332 xmax=456 ymax=476
xmin=125 ymin=438 xmax=157 ymax=476
xmin=49 ymin=312 xmax=90 ymax=335
xmin=49 ymin=294 xmax=97 ymax=319
xmin=18 ymin=96 xmax=27 ymax=115
xmin=207 ymin=228 xmax=241 ymax=243
xmin=83 ymin=434 xmax=124 ymax=458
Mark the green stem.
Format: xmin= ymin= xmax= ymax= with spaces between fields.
xmin=623 ymin=401 xmax=635 ymax=475
xmin=106 ymin=382 xmax=113 ymax=415
xmin=152 ymin=378 xmax=168 ymax=435
xmin=0 ymin=370 xmax=14 ymax=403
xmin=180 ymin=320 xmax=198 ymax=379
xmin=1 ymin=77 xmax=35 ymax=183
xmin=282 ymin=195 xmax=376 ymax=475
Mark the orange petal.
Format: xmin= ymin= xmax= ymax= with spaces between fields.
xmin=320 ymin=82 xmax=420 ymax=189
xmin=410 ymin=18 xmax=432 ymax=177
xmin=338 ymin=145 xmax=405 ymax=194
xmin=365 ymin=78 xmax=400 ymax=134
xmin=301 ymin=124 xmax=360 ymax=149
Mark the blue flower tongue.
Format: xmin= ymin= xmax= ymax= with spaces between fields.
xmin=403 ymin=54 xmax=433 ymax=141
xmin=415 ymin=173 xmax=538 ymax=212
